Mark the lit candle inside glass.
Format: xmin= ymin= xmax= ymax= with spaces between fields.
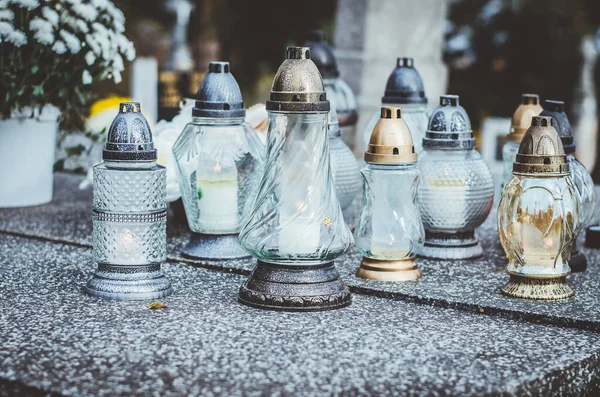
xmin=196 ymin=160 xmax=239 ymax=232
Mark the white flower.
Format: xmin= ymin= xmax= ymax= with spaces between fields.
xmin=10 ymin=0 xmax=39 ymax=10
xmin=112 ymin=70 xmax=121 ymax=84
xmin=85 ymin=51 xmax=96 ymax=65
xmin=6 ymin=29 xmax=27 ymax=46
xmin=82 ymin=69 xmax=92 ymax=85
xmin=30 ymin=18 xmax=55 ymax=45
xmin=59 ymin=30 xmax=81 ymax=54
xmin=112 ymin=54 xmax=124 ymax=72
xmin=33 ymin=29 xmax=54 ymax=45
xmin=85 ymin=33 xmax=100 ymax=55
xmin=0 ymin=21 xmax=14 ymax=36
xmin=154 ymin=126 xmax=184 ymax=202
xmin=73 ymin=3 xmax=98 ymax=22
xmin=41 ymin=7 xmax=59 ymax=26
xmin=0 ymin=9 xmax=14 ymax=21
xmin=0 ymin=0 xmax=9 ymax=7
xmin=52 ymin=40 xmax=67 ymax=54
xmin=91 ymin=0 xmax=109 ymax=10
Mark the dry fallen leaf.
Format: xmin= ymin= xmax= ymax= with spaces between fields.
xmin=148 ymin=302 xmax=168 ymax=310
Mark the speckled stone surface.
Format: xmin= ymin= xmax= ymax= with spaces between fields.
xmin=1 ymin=234 xmax=600 ymax=396
xmin=2 ymin=173 xmax=600 ymax=333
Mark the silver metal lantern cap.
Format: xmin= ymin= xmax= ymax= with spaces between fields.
xmin=513 ymin=116 xmax=569 ymax=176
xmin=193 ymin=61 xmax=245 ymax=118
xmin=422 ymin=95 xmax=475 ymax=150
xmin=539 ymin=100 xmax=575 ymax=155
xmin=103 ymin=102 xmax=157 ymax=161
xmin=266 ymin=46 xmax=330 ymax=112
xmin=382 ymin=57 xmax=427 ymax=105
xmin=303 ymin=29 xmax=340 ymax=79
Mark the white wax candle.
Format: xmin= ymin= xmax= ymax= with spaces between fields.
xmin=197 ymin=162 xmax=238 ymax=233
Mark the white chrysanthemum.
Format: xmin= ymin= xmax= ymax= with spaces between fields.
xmin=73 ymin=3 xmax=98 ymax=22
xmin=85 ymin=51 xmax=96 ymax=65
xmin=112 ymin=70 xmax=121 ymax=84
xmin=85 ymin=33 xmax=100 ymax=55
xmin=82 ymin=69 xmax=92 ymax=85
xmin=52 ymin=40 xmax=67 ymax=54
xmin=41 ymin=7 xmax=59 ymax=26
xmin=91 ymin=0 xmax=109 ymax=10
xmin=0 ymin=21 xmax=14 ymax=36
xmin=0 ymin=9 xmax=14 ymax=21
xmin=7 ymin=29 xmax=27 ymax=46
xmin=112 ymin=54 xmax=124 ymax=72
xmin=11 ymin=0 xmax=39 ymax=10
xmin=59 ymin=30 xmax=81 ymax=53
xmin=33 ymin=29 xmax=54 ymax=45
xmin=30 ymin=18 xmax=53 ymax=33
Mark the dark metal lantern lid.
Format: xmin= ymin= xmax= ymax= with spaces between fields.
xmin=539 ymin=100 xmax=575 ymax=154
xmin=513 ymin=116 xmax=569 ymax=176
xmin=103 ymin=102 xmax=157 ymax=161
xmin=266 ymin=47 xmax=330 ymax=112
xmin=303 ymin=29 xmax=339 ymax=79
xmin=381 ymin=57 xmax=427 ymax=105
xmin=422 ymin=95 xmax=475 ymax=150
xmin=193 ymin=62 xmax=245 ymax=118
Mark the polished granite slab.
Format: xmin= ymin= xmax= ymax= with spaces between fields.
xmin=1 ymin=234 xmax=600 ymax=396
xmin=1 ymin=173 xmax=600 ymax=333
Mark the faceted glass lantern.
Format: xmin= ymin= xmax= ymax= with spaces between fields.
xmin=85 ymin=102 xmax=172 ymax=300
xmin=238 ymin=47 xmax=353 ymax=311
xmin=327 ymin=89 xmax=361 ymax=211
xmin=498 ymin=116 xmax=578 ymax=300
xmin=418 ymin=95 xmax=494 ymax=259
xmin=304 ymin=30 xmax=358 ymax=149
xmin=540 ymin=100 xmax=596 ymax=272
xmin=502 ymin=94 xmax=543 ymax=188
xmin=363 ymin=58 xmax=429 ymax=154
xmin=354 ymin=107 xmax=424 ymax=281
xmin=173 ymin=62 xmax=264 ymax=260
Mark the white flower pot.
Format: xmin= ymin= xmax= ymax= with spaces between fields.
xmin=0 ymin=106 xmax=60 ymax=207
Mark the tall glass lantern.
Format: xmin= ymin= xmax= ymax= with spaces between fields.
xmin=540 ymin=100 xmax=596 ymax=272
xmin=363 ymin=58 xmax=429 ymax=153
xmin=85 ymin=102 xmax=172 ymax=300
xmin=502 ymin=94 xmax=543 ymax=188
xmin=173 ymin=62 xmax=264 ymax=260
xmin=498 ymin=116 xmax=578 ymax=300
xmin=354 ymin=107 xmax=424 ymax=281
xmin=418 ymin=95 xmax=494 ymax=260
xmin=238 ymin=47 xmax=353 ymax=311
xmin=305 ymin=30 xmax=358 ymax=149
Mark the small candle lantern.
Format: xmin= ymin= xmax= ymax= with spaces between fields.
xmin=498 ymin=116 xmax=578 ymax=300
xmin=238 ymin=47 xmax=353 ymax=311
xmin=354 ymin=107 xmax=424 ymax=281
xmin=540 ymin=100 xmax=596 ymax=272
xmin=85 ymin=102 xmax=172 ymax=300
xmin=304 ymin=30 xmax=358 ymax=148
xmin=418 ymin=95 xmax=494 ymax=259
xmin=502 ymin=94 xmax=543 ymax=188
xmin=172 ymin=62 xmax=264 ymax=260
xmin=363 ymin=58 xmax=429 ymax=153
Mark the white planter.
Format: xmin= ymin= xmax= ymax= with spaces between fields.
xmin=0 ymin=106 xmax=60 ymax=207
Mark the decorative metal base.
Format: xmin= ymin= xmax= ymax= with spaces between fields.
xmin=568 ymin=246 xmax=587 ymax=273
xmin=356 ymin=257 xmax=421 ymax=282
xmin=500 ymin=274 xmax=573 ymax=301
xmin=84 ymin=264 xmax=172 ymax=301
xmin=419 ymin=230 xmax=483 ymax=260
xmin=181 ymin=233 xmax=250 ymax=260
xmin=238 ymin=260 xmax=351 ymax=311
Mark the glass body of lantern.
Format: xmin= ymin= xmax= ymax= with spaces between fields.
xmin=325 ymin=77 xmax=358 ymax=147
xmin=364 ymin=103 xmax=429 ymax=154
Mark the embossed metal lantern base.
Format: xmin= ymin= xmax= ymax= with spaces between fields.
xmin=181 ymin=233 xmax=250 ymax=260
xmin=568 ymin=246 xmax=587 ymax=273
xmin=238 ymin=261 xmax=351 ymax=311
xmin=356 ymin=257 xmax=421 ymax=282
xmin=419 ymin=230 xmax=483 ymax=260
xmin=84 ymin=264 xmax=172 ymax=301
xmin=500 ymin=274 xmax=574 ymax=301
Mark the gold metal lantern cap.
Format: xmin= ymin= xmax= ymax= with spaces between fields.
xmin=364 ymin=107 xmax=417 ymax=164
xmin=512 ymin=116 xmax=569 ymax=176
xmin=507 ymin=93 xmax=543 ymax=142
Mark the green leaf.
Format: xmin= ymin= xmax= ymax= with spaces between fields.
xmin=65 ymin=144 xmax=86 ymax=157
xmin=33 ymin=85 xmax=44 ymax=96
xmin=53 ymin=159 xmax=65 ymax=172
xmin=31 ymin=65 xmax=39 ymax=74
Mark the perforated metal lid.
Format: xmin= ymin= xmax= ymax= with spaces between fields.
xmin=103 ymin=102 xmax=157 ymax=161
xmin=422 ymin=95 xmax=475 ymax=150
xmin=539 ymin=100 xmax=575 ymax=155
xmin=364 ymin=107 xmax=417 ymax=164
xmin=303 ymin=30 xmax=339 ymax=79
xmin=381 ymin=58 xmax=427 ymax=105
xmin=513 ymin=116 xmax=568 ymax=176
xmin=193 ymin=62 xmax=245 ymax=118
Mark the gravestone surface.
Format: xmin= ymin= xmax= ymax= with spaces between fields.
xmin=1 ymin=234 xmax=600 ymax=396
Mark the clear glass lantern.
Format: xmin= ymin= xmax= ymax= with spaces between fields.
xmin=238 ymin=47 xmax=353 ymax=311
xmin=327 ymin=87 xmax=361 ymax=211
xmin=498 ymin=116 xmax=578 ymax=300
xmin=502 ymin=94 xmax=543 ymax=188
xmin=363 ymin=58 xmax=429 ymax=154
xmin=540 ymin=100 xmax=596 ymax=272
xmin=418 ymin=95 xmax=495 ymax=259
xmin=354 ymin=107 xmax=424 ymax=281
xmin=85 ymin=102 xmax=172 ymax=301
xmin=173 ymin=62 xmax=264 ymax=260
xmin=305 ymin=30 xmax=358 ymax=149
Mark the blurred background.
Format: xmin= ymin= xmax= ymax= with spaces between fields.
xmin=63 ymin=0 xmax=600 ymax=175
